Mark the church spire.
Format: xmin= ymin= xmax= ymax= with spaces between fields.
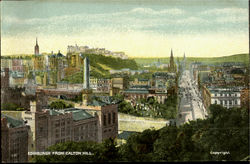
xmin=34 ymin=37 xmax=39 ymax=55
xmin=169 ymin=48 xmax=175 ymax=72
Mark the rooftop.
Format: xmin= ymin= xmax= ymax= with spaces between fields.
xmin=48 ymin=108 xmax=94 ymax=121
xmin=1 ymin=113 xmax=25 ymax=128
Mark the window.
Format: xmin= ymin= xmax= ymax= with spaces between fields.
xmin=214 ymin=100 xmax=217 ymax=104
xmin=220 ymin=100 xmax=223 ymax=105
xmin=103 ymin=114 xmax=106 ymax=126
xmin=229 ymin=100 xmax=232 ymax=105
xmin=215 ymin=93 xmax=217 ymax=97
xmin=108 ymin=113 xmax=111 ymax=125
xmin=113 ymin=112 xmax=116 ymax=124
xmin=224 ymin=100 xmax=227 ymax=105
xmin=235 ymin=100 xmax=237 ymax=105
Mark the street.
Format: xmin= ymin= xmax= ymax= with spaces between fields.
xmin=177 ymin=70 xmax=207 ymax=126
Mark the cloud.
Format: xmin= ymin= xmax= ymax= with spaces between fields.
xmin=201 ymin=7 xmax=248 ymax=16
xmin=130 ymin=7 xmax=185 ymax=15
xmin=175 ymin=17 xmax=209 ymax=25
xmin=215 ymin=15 xmax=248 ymax=24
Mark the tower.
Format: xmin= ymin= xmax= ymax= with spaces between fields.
xmin=169 ymin=49 xmax=175 ymax=72
xmin=83 ymin=57 xmax=90 ymax=89
xmin=34 ymin=37 xmax=39 ymax=55
xmin=82 ymin=57 xmax=92 ymax=106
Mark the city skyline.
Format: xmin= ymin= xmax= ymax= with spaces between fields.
xmin=1 ymin=0 xmax=249 ymax=57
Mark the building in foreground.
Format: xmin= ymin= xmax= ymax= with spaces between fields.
xmin=1 ymin=114 xmax=29 ymax=163
xmin=22 ymin=103 xmax=98 ymax=152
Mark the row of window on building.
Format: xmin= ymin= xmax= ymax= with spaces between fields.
xmin=213 ymin=93 xmax=239 ymax=97
xmin=214 ymin=99 xmax=239 ymax=105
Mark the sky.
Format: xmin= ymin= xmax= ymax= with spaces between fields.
xmin=1 ymin=0 xmax=249 ymax=57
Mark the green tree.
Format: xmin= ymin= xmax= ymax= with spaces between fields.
xmin=49 ymin=100 xmax=74 ymax=109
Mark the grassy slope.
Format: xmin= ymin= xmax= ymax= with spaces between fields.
xmin=63 ymin=53 xmax=139 ymax=82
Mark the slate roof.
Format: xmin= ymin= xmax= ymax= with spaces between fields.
xmin=48 ymin=108 xmax=94 ymax=121
xmin=1 ymin=114 xmax=25 ymax=128
xmin=71 ymin=109 xmax=93 ymax=121
xmin=49 ymin=110 xmax=61 ymax=116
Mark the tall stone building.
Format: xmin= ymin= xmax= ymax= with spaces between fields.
xmin=168 ymin=49 xmax=176 ymax=73
xmin=77 ymin=99 xmax=118 ymax=143
xmin=1 ymin=114 xmax=29 ymax=163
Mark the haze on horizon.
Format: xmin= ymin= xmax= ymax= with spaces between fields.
xmin=1 ymin=0 xmax=249 ymax=58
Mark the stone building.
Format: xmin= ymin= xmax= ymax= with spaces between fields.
xmin=66 ymin=52 xmax=84 ymax=68
xmin=47 ymin=51 xmax=67 ymax=84
xmin=129 ymin=78 xmax=151 ymax=87
xmin=1 ymin=114 xmax=29 ymax=163
xmin=1 ymin=68 xmax=9 ymax=88
xmin=123 ymin=86 xmax=168 ymax=104
xmin=208 ymin=87 xmax=241 ymax=109
xmin=22 ymin=103 xmax=98 ymax=152
xmin=111 ymin=77 xmax=129 ymax=90
xmin=77 ymin=99 xmax=118 ymax=143
xmin=201 ymin=85 xmax=211 ymax=111
xmin=90 ymin=78 xmax=111 ymax=93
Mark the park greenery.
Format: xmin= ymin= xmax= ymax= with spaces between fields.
xmin=114 ymin=94 xmax=177 ymax=119
xmin=33 ymin=104 xmax=249 ymax=162
xmin=49 ymin=100 xmax=74 ymax=109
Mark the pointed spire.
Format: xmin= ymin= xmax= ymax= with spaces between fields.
xmin=36 ymin=37 xmax=38 ymax=45
xmin=171 ymin=48 xmax=173 ymax=57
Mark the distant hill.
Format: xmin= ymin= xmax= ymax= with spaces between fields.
xmin=133 ymin=53 xmax=249 ymax=66
xmin=186 ymin=53 xmax=249 ymax=65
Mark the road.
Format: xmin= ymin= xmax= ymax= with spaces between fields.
xmin=177 ymin=70 xmax=207 ymax=126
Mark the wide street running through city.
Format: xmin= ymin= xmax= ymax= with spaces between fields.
xmin=177 ymin=69 xmax=207 ymax=126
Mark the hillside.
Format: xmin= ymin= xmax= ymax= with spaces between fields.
xmin=62 ymin=53 xmax=139 ymax=83
xmin=134 ymin=53 xmax=249 ymax=66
